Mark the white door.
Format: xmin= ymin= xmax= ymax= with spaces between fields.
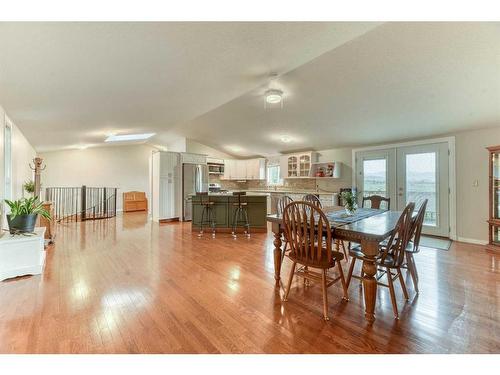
xmin=396 ymin=143 xmax=449 ymax=237
xmin=355 ymin=149 xmax=396 ymax=205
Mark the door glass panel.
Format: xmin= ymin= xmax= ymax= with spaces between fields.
xmin=406 ymin=152 xmax=437 ymax=226
xmin=492 ymin=152 xmax=500 ymax=219
xmin=363 ymin=159 xmax=387 ymax=197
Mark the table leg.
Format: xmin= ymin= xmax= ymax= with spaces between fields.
xmin=361 ymin=240 xmax=379 ymax=323
xmin=272 ymin=222 xmax=283 ymax=286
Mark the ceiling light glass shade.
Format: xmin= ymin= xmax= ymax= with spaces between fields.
xmin=105 ymin=133 xmax=155 ymax=142
xmin=280 ymin=135 xmax=292 ymax=143
xmin=265 ymin=89 xmax=283 ymax=104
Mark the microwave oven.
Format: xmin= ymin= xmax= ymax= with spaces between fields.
xmin=208 ymin=163 xmax=224 ymax=175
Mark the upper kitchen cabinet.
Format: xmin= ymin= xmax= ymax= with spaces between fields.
xmin=280 ymin=152 xmax=318 ymax=178
xmin=245 ymin=158 xmax=266 ymax=180
xmin=309 ymin=161 xmax=342 ymax=178
xmin=221 ymin=158 xmax=265 ymax=180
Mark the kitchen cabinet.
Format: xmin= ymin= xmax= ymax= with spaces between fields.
xmin=222 ymin=159 xmax=235 ymax=180
xmin=310 ymin=162 xmax=342 ymax=178
xmin=221 ymin=158 xmax=265 ymax=180
xmin=181 ymin=153 xmax=207 ymax=165
xmin=280 ymin=152 xmax=317 ymax=178
xmin=191 ymin=195 xmax=267 ymax=230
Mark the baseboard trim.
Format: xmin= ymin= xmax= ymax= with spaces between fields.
xmin=456 ymin=237 xmax=488 ymax=246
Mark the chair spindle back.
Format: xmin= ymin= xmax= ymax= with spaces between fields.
xmin=379 ymin=202 xmax=415 ymax=266
xmin=362 ymin=195 xmax=391 ymax=210
xmin=276 ymin=195 xmax=293 ymax=216
xmin=302 ymin=194 xmax=322 ymax=208
xmin=409 ymin=199 xmax=428 ymax=252
xmin=283 ymin=201 xmax=332 ymax=267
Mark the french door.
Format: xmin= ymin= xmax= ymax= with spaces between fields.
xmin=356 ymin=142 xmax=450 ymax=237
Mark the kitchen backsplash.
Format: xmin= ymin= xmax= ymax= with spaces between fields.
xmin=210 ymin=175 xmax=350 ymax=194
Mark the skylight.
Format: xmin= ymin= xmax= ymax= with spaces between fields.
xmin=105 ymin=133 xmax=155 ymax=142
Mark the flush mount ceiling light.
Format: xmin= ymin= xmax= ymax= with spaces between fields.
xmin=265 ymin=89 xmax=283 ymax=104
xmin=264 ymin=72 xmax=284 ymax=109
xmin=280 ymin=135 xmax=292 ymax=143
xmin=105 ymin=133 xmax=155 ymax=142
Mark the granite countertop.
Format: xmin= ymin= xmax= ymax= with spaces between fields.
xmin=244 ymin=189 xmax=338 ymax=195
xmin=190 ymin=191 xmax=270 ymax=197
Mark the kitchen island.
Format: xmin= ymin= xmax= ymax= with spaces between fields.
xmin=191 ymin=192 xmax=268 ymax=233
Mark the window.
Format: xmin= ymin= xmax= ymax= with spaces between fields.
xmin=405 ymin=152 xmax=437 ymax=226
xmin=363 ymin=158 xmax=387 ymax=197
xmin=4 ymin=117 xmax=12 ymax=201
xmin=267 ymin=165 xmax=283 ymax=186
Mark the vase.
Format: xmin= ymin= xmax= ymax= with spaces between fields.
xmin=344 ymin=204 xmax=357 ymax=216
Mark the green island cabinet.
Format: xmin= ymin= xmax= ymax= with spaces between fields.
xmin=191 ymin=194 xmax=268 ymax=231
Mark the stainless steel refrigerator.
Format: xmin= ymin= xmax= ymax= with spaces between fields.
xmin=182 ymin=163 xmax=208 ymax=221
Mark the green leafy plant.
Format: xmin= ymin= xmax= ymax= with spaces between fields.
xmin=340 ymin=191 xmax=359 ymax=213
xmin=4 ymin=197 xmax=51 ymax=220
xmin=23 ymin=180 xmax=35 ymax=194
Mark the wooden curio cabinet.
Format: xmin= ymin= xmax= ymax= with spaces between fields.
xmin=487 ymin=145 xmax=500 ymax=250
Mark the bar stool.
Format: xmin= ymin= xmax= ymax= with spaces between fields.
xmin=197 ymin=192 xmax=216 ymax=238
xmin=231 ymin=192 xmax=250 ymax=238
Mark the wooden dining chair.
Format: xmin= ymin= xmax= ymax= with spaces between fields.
xmin=346 ymin=202 xmax=415 ymax=319
xmin=402 ymin=199 xmax=428 ymax=294
xmin=276 ymin=195 xmax=293 ymax=264
xmin=302 ymin=194 xmax=322 ymax=208
xmin=362 ymin=195 xmax=391 ymax=210
xmin=282 ymin=201 xmax=348 ymax=321
xmin=303 ymin=193 xmax=349 ymax=260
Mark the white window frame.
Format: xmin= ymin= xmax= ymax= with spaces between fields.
xmin=266 ymin=164 xmax=283 ymax=186
xmin=352 ymin=136 xmax=456 ymax=241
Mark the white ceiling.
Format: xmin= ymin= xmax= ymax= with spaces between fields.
xmin=0 ymin=22 xmax=499 ymax=156
xmin=0 ymin=22 xmax=380 ymax=152
xmin=180 ymin=22 xmax=500 ymax=156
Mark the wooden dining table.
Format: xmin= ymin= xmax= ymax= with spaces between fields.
xmin=267 ymin=206 xmax=405 ymax=323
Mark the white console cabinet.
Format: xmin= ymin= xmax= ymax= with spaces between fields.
xmin=0 ymin=227 xmax=46 ymax=281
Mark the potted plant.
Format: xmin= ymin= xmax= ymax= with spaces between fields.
xmin=23 ymin=180 xmax=35 ymax=196
xmin=340 ymin=191 xmax=358 ymax=216
xmin=4 ymin=197 xmax=51 ymax=234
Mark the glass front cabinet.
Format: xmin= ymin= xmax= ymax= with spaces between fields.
xmin=281 ymin=152 xmax=317 ymax=178
xmin=487 ymin=145 xmax=500 ymax=250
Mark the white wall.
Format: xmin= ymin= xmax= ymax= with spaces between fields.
xmin=454 ymin=126 xmax=500 ymax=243
xmin=316 ymin=147 xmax=353 ymax=192
xmin=186 ymin=139 xmax=232 ymax=159
xmin=0 ymin=105 xmax=37 ymax=202
xmin=39 ymin=144 xmax=157 ymax=211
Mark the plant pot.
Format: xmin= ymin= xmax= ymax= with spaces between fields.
xmin=7 ymin=214 xmax=38 ymax=234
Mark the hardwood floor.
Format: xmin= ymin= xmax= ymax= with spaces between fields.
xmin=0 ymin=212 xmax=498 ymax=353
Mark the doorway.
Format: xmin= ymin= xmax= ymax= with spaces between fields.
xmin=355 ymin=140 xmax=452 ymax=238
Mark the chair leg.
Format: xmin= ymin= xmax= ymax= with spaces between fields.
xmin=340 ymin=241 xmax=348 ymax=261
xmin=283 ymin=262 xmax=296 ymax=302
xmin=337 ymin=262 xmax=349 ymax=301
xmin=386 ymin=267 xmax=399 ymax=319
xmin=280 ymin=240 xmax=288 ymax=264
xmin=243 ymin=208 xmax=250 ymax=237
xmin=397 ymin=267 xmax=409 ymax=300
xmin=321 ymin=269 xmax=329 ymax=321
xmin=210 ymin=207 xmax=216 ymax=238
xmin=406 ymin=253 xmax=419 ymax=294
xmin=231 ymin=208 xmax=238 ymax=238
xmin=346 ymin=257 xmax=356 ymax=289
xmin=198 ymin=206 xmax=206 ymax=236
